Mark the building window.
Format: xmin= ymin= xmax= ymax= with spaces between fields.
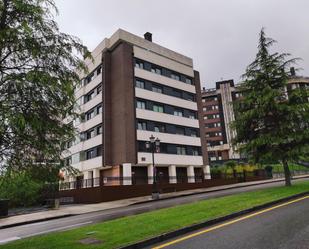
xmin=151 ymin=66 xmax=162 ymax=75
xmin=174 ymin=109 xmax=183 ymax=117
xmin=191 ymin=130 xmax=198 ymax=137
xmin=97 ymin=105 xmax=102 ymax=114
xmin=85 ymin=72 xmax=94 ymax=85
xmin=152 ymin=85 xmax=162 ymax=93
xmin=97 ymin=125 xmax=102 ymax=135
xmin=186 ymin=94 xmax=194 ymax=101
xmin=185 ymin=78 xmax=192 ymax=84
xmin=137 ymin=121 xmax=147 ymax=130
xmin=84 ymin=90 xmax=95 ymax=103
xmin=136 ymin=79 xmax=145 ymax=89
xmin=171 ymin=73 xmax=180 ymax=81
xmin=65 ymin=157 xmax=72 ymax=166
xmin=188 ymin=112 xmax=196 ymax=119
xmin=154 ymin=124 xmax=165 ymax=133
xmin=219 ymin=141 xmax=224 ymax=145
xmin=137 ymin=100 xmax=146 ymax=109
xmin=66 ymin=140 xmax=73 ymax=149
xmin=175 ymin=127 xmax=185 ymax=135
xmin=192 ymin=148 xmax=199 ymax=156
xmin=202 ymin=98 xmax=206 ymax=102
xmin=97 ymin=84 xmax=102 ymax=94
xmin=86 ymin=129 xmax=95 ymax=139
xmin=176 ymin=146 xmax=186 ymax=155
xmin=153 ymin=104 xmax=164 ymax=113
xmin=97 ymin=66 xmax=102 ymax=75
xmin=86 ymin=149 xmax=96 ymax=160
xmin=85 ymin=146 xmax=102 ymax=160
xmin=86 ymin=110 xmax=94 ymax=120
xmin=135 ymin=60 xmax=144 ymax=69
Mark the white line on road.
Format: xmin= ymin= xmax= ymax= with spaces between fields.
xmin=0 ymin=236 xmax=21 ymax=245
xmin=22 ymin=220 xmax=51 ymax=227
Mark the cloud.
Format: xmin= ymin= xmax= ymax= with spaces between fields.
xmin=54 ymin=0 xmax=309 ymax=88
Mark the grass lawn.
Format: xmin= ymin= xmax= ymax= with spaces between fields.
xmin=2 ymin=180 xmax=309 ymax=249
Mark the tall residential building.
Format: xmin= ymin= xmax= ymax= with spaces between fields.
xmin=62 ymin=29 xmax=210 ymax=186
xmin=202 ymin=71 xmax=309 ymax=164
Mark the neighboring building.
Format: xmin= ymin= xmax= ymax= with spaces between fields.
xmin=201 ymin=79 xmax=240 ymax=163
xmin=201 ymin=70 xmax=309 ymax=164
xmin=62 ymin=29 xmax=210 ymax=186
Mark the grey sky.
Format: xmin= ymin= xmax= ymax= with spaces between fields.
xmin=54 ymin=0 xmax=309 ymax=89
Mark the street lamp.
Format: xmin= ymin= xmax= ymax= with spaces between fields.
xmin=146 ymin=135 xmax=160 ymax=200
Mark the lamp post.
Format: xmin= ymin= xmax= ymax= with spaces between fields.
xmin=146 ymin=135 xmax=160 ymax=200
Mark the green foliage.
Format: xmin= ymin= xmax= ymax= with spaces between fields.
xmin=0 ymin=171 xmax=44 ymax=207
xmin=232 ymin=28 xmax=309 ymax=185
xmin=0 ymin=0 xmax=90 ymax=172
xmin=224 ymin=160 xmax=237 ymax=169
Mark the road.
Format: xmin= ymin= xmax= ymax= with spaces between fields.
xmin=149 ymin=196 xmax=309 ymax=249
xmin=0 ymin=178 xmax=307 ymax=245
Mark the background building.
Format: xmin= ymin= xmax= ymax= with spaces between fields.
xmin=201 ymin=69 xmax=309 ymax=164
xmin=62 ymin=29 xmax=210 ymax=186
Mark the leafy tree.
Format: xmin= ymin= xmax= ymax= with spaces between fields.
xmin=232 ymin=28 xmax=309 ymax=186
xmin=224 ymin=160 xmax=237 ymax=177
xmin=0 ymin=0 xmax=90 ymax=173
xmin=0 ymin=170 xmax=43 ymax=207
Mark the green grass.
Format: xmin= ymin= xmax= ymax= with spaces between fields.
xmin=2 ymin=180 xmax=309 ymax=249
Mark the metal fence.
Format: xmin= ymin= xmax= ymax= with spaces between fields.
xmin=59 ymin=170 xmax=270 ymax=190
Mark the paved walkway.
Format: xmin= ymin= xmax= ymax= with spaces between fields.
xmin=1 ymin=175 xmax=308 ymax=229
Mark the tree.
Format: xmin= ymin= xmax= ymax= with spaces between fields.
xmin=232 ymin=28 xmax=309 ymax=186
xmin=0 ymin=0 xmax=90 ymax=174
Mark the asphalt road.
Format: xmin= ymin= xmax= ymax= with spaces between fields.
xmin=0 ymin=178 xmax=307 ymax=245
xmin=149 ymin=196 xmax=309 ymax=249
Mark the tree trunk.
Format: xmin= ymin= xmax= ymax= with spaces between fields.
xmin=282 ymin=159 xmax=291 ymax=186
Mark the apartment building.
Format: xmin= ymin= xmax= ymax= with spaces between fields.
xmin=62 ymin=29 xmax=209 ymax=186
xmin=201 ymin=80 xmax=240 ymax=163
xmin=202 ymin=70 xmax=309 ymax=164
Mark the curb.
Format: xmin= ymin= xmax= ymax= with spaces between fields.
xmin=120 ymin=191 xmax=309 ymax=249
xmin=129 ymin=176 xmax=309 ymax=206
xmin=0 ymin=214 xmax=73 ymax=230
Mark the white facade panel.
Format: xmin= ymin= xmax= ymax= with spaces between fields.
xmin=72 ymin=156 xmax=103 ymax=172
xmin=137 ymin=152 xmax=203 ymax=166
xmin=137 ymin=130 xmax=201 ymax=146
xmin=75 ymin=75 xmax=102 ymax=100
xmin=133 ymin=46 xmax=194 ymax=77
xmin=135 ymin=88 xmax=197 ymax=111
xmin=68 ymin=135 xmax=102 ymax=155
xmin=82 ymin=92 xmax=102 ymax=113
xmin=135 ymin=68 xmax=196 ymax=94
xmin=136 ymin=109 xmax=199 ymax=128
xmin=77 ymin=113 xmax=102 ymax=132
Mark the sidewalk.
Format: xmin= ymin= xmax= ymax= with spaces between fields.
xmin=1 ymin=175 xmax=308 ymax=229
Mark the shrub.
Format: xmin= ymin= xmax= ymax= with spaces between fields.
xmin=0 ymin=171 xmax=44 ymax=207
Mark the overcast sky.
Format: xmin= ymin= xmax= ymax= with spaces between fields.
xmin=54 ymin=0 xmax=309 ymax=89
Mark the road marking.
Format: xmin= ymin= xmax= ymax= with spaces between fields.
xmin=23 ymin=221 xmax=50 ymax=227
xmin=24 ymin=221 xmax=93 ymax=238
xmin=153 ymin=195 xmax=309 ymax=249
xmin=0 ymin=237 xmax=21 ymax=245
